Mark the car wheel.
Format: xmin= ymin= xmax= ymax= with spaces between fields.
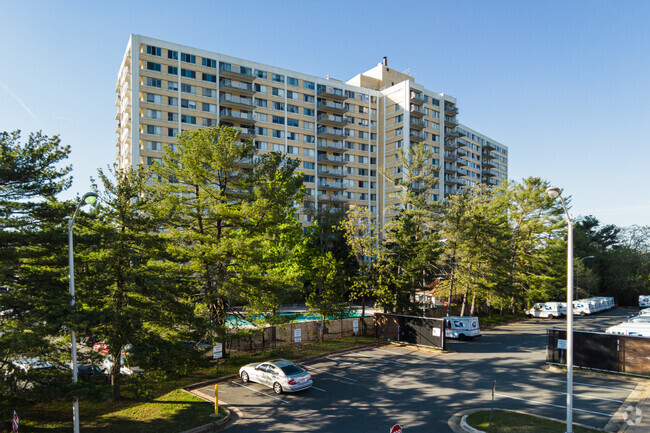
xmin=548 ymin=314 xmax=556 ymax=319
xmin=241 ymin=371 xmax=249 ymax=383
xmin=580 ymin=312 xmax=586 ymax=317
xmin=273 ymin=382 xmax=283 ymax=394
xmin=458 ymin=334 xmax=467 ymax=341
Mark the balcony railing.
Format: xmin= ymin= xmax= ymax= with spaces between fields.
xmin=317 ymin=126 xmax=345 ymax=138
xmin=318 ymin=154 xmax=344 ymax=164
xmin=410 ymin=117 xmax=426 ymax=129
xmin=317 ymin=85 xmax=347 ymax=101
xmin=410 ymin=104 xmax=426 ymax=116
xmin=410 ymin=91 xmax=425 ymax=104
xmin=219 ymin=79 xmax=254 ymax=95
xmin=219 ymin=94 xmax=254 ymax=107
xmin=317 ymin=113 xmax=348 ymax=126
xmin=317 ymin=100 xmax=346 ymax=113
xmin=409 ymin=130 xmax=425 ymax=141
xmin=317 ymin=139 xmax=345 ymax=151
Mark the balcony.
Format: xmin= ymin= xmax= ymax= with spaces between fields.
xmin=483 ymin=159 xmax=497 ymax=169
xmin=444 ymin=139 xmax=458 ymax=150
xmin=317 ymin=126 xmax=345 ymax=139
xmin=482 ymin=150 xmax=496 ymax=160
xmin=219 ymin=79 xmax=255 ymax=96
xmin=318 ymin=194 xmax=348 ymax=203
xmin=457 ymin=148 xmax=467 ymax=157
xmin=230 ymin=125 xmax=255 ymax=140
xmin=219 ymin=93 xmax=254 ymax=110
xmin=317 ymin=180 xmax=346 ymax=190
xmin=317 ymin=139 xmax=345 ymax=151
xmin=445 ymin=116 xmax=459 ymax=126
xmin=318 ymin=166 xmax=347 ymax=178
xmin=218 ymin=64 xmax=255 ymax=82
xmin=409 ymin=130 xmax=425 ymax=142
xmin=445 ymin=128 xmax=461 ymax=138
xmin=410 ymin=91 xmax=425 ymax=105
xmin=458 ymin=168 xmax=468 ymax=177
xmin=317 ymin=154 xmax=345 ymax=165
xmin=317 ymin=113 xmax=348 ymax=127
xmin=444 ymin=164 xmax=458 ymax=174
xmin=483 ymin=141 xmax=497 ymax=151
xmin=444 ymin=176 xmax=464 ymax=186
xmin=219 ymin=109 xmax=255 ymax=126
xmin=444 ymin=152 xmax=459 ymax=161
xmin=317 ymin=85 xmax=347 ymax=101
xmin=409 ymin=117 xmax=426 ymax=130
xmin=482 ymin=168 xmax=498 ymax=177
xmin=410 ymin=104 xmax=426 ymax=117
xmin=444 ymin=105 xmax=459 ymax=116
xmin=457 ymin=138 xmax=470 ymax=148
xmin=317 ymin=99 xmax=347 ymax=115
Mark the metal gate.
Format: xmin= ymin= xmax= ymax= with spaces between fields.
xmin=374 ymin=313 xmax=445 ymax=350
xmin=546 ymin=328 xmax=650 ymax=377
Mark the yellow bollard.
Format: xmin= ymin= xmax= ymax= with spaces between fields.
xmin=214 ymin=384 xmax=218 ymax=416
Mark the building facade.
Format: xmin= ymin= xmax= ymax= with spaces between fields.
xmin=115 ymin=35 xmax=508 ymax=230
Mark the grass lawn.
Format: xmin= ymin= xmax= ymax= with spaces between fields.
xmin=466 ymin=410 xmax=601 ymax=433
xmin=479 ymin=312 xmax=527 ymax=328
xmin=16 ymin=336 xmax=380 ymax=432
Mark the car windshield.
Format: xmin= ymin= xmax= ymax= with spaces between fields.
xmin=280 ymin=363 xmax=304 ymax=375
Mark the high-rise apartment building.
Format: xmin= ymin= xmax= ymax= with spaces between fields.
xmin=115 ymin=35 xmax=508 ymax=230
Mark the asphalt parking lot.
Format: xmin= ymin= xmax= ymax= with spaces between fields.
xmin=195 ymin=308 xmax=642 ymax=432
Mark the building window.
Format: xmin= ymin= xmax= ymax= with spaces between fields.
xmin=345 ymin=141 xmax=355 ymax=150
xmin=287 ymin=104 xmax=299 ymax=113
xmin=255 ymin=69 xmax=267 ymax=79
xmin=287 ymin=132 xmax=298 ymax=141
xmin=181 ymin=114 xmax=196 ymax=124
xmin=303 ymin=121 xmax=314 ymax=130
xmin=303 ymin=161 xmax=315 ymax=170
xmin=147 ymin=156 xmax=162 ymax=165
xmin=146 ymin=93 xmax=162 ymax=104
xmin=146 ymin=77 xmax=161 ymax=88
xmin=202 ymin=88 xmax=216 ymax=98
xmin=272 ymin=115 xmax=285 ymax=125
xmin=181 ymin=53 xmax=196 ymax=64
xmin=303 ymin=94 xmax=315 ymax=103
xmin=168 ymin=128 xmax=178 ymax=137
xmin=304 ymin=134 xmax=315 ymax=143
xmin=304 ymin=108 xmax=315 ymax=116
xmin=359 ymin=168 xmax=368 ymax=176
xmin=181 ymin=84 xmax=196 ymax=94
xmin=146 ymin=141 xmax=162 ymax=151
xmin=202 ymin=73 xmax=217 ymax=83
xmin=146 ymin=45 xmax=161 ymax=56
xmin=168 ymin=96 xmax=178 ymax=106
xmin=202 ymin=103 xmax=217 ymax=113
xmin=287 ymin=77 xmax=299 ymax=86
xmin=272 ymin=73 xmax=284 ymax=83
xmin=168 ymin=81 xmax=178 ymax=91
xmin=287 ymin=118 xmax=299 ymax=127
xmin=358 ymin=156 xmax=367 ymax=164
xmin=168 ymin=66 xmax=178 ymax=75
xmin=255 ymin=141 xmax=268 ymax=150
xmin=202 ymin=58 xmax=216 ymax=68
xmin=344 ymin=154 xmax=355 ymax=162
xmin=181 ymin=69 xmax=196 ymax=79
xmin=272 ymin=129 xmax=285 ymax=139
xmin=146 ymin=125 xmax=162 ymax=135
xmin=256 ymin=127 xmax=268 ymax=136
xmin=303 ymin=80 xmax=315 ymax=90
xmin=303 ymin=174 xmax=315 ymax=183
xmin=255 ymin=98 xmax=267 ymax=108
xmin=272 ymin=87 xmax=284 ymax=97
xmin=167 ymin=49 xmax=178 ymax=60
xmin=254 ymin=112 xmax=267 ymax=122
xmin=287 ymin=90 xmax=300 ymax=100
xmin=303 ymin=148 xmax=315 ymax=157
xmin=146 ymin=61 xmax=161 ymax=72
xmin=202 ymin=118 xmax=217 ymax=127
xmin=181 ymin=99 xmax=196 ymax=110
xmin=168 ymin=112 xmax=178 ymax=122
xmin=273 ymin=143 xmax=285 ymax=152
xmin=287 ymin=145 xmax=299 ymax=154
xmin=272 ymin=101 xmax=284 ymax=111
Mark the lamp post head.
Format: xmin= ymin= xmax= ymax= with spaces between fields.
xmin=546 ymin=187 xmax=561 ymax=199
xmin=82 ymin=192 xmax=98 ymax=206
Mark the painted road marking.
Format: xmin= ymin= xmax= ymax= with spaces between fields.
xmin=506 ymin=338 xmax=545 ymax=350
xmin=373 ymin=348 xmax=438 ymax=360
xmin=230 ymin=381 xmax=289 ymax=403
xmin=325 ymin=357 xmax=385 ymax=374
xmin=311 ymin=386 xmax=326 ymax=392
xmin=352 ymin=352 xmax=408 ymax=366
xmin=512 ymin=384 xmax=624 ymax=403
xmin=495 ymin=393 xmax=611 ymax=417
xmin=533 ymin=377 xmax=636 ymax=392
xmin=302 ymin=365 xmax=358 ymax=382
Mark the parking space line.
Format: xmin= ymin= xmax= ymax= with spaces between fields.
xmin=325 ymin=357 xmax=385 ymax=373
xmin=495 ymin=393 xmax=611 ymax=417
xmin=302 ymin=365 xmax=357 ymax=382
xmin=352 ymin=353 xmax=408 ymax=366
xmin=512 ymin=384 xmax=624 ymax=403
xmin=311 ymin=386 xmax=326 ymax=392
xmin=230 ymin=381 xmax=289 ymax=403
xmin=373 ymin=348 xmax=437 ymax=360
xmin=532 ymin=377 xmax=636 ymax=391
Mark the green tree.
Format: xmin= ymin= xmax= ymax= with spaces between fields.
xmin=0 ymin=130 xmax=74 ymax=413
xmin=148 ymin=126 xmax=305 ymax=331
xmin=75 ymin=166 xmax=200 ymax=399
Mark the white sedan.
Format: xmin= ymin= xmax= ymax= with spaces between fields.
xmin=239 ymin=359 xmax=312 ymax=394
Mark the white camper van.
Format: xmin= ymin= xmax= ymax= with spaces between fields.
xmin=639 ymin=295 xmax=650 ymax=308
xmin=572 ymin=300 xmax=597 ymax=316
xmin=606 ymin=322 xmax=650 ymax=338
xmin=444 ymin=316 xmax=481 ymax=340
xmin=526 ymin=302 xmax=566 ymax=319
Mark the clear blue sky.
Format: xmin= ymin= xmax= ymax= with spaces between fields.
xmin=1 ymin=0 xmax=649 ymax=227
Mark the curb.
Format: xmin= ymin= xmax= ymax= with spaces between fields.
xmin=449 ymin=408 xmax=606 ymax=432
xmin=178 ymin=408 xmax=232 ymax=433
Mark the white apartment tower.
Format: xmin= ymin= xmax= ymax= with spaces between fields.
xmin=115 ymin=35 xmax=508 ymax=229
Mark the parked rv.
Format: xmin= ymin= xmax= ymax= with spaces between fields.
xmin=606 ymin=322 xmax=650 ymax=338
xmin=639 ymin=295 xmax=650 ymax=308
xmin=526 ymin=302 xmax=566 ymax=319
xmin=443 ymin=316 xmax=481 ymax=340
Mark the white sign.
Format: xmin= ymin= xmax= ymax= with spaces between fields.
xmin=294 ymin=328 xmax=302 ymax=343
xmin=432 ymin=327 xmax=441 ymax=337
xmin=353 ymin=320 xmax=359 ymax=333
xmin=557 ymin=339 xmax=567 ymax=350
xmin=212 ymin=343 xmax=223 ymax=360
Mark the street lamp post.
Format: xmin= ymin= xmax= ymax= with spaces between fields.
xmin=546 ymin=186 xmax=573 ymax=433
xmin=576 ymin=256 xmax=595 ymax=299
xmin=68 ymin=192 xmax=98 ymax=433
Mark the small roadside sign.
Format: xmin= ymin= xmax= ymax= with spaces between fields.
xmin=432 ymin=327 xmax=441 ymax=337
xmin=13 ymin=410 xmax=19 ymax=433
xmin=557 ymin=339 xmax=567 ymax=350
xmin=353 ymin=320 xmax=359 ymax=333
xmin=212 ymin=343 xmax=223 ymax=360
xmin=390 ymin=424 xmax=402 ymax=433
xmin=294 ymin=328 xmax=302 ymax=343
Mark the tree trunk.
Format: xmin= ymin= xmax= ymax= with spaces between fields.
xmin=470 ymin=289 xmax=476 ymax=316
xmin=447 ymin=268 xmax=456 ymax=316
xmin=460 ymin=287 xmax=469 ymax=317
xmin=110 ymin=350 xmax=122 ymax=400
xmin=360 ymin=295 xmax=367 ymax=334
